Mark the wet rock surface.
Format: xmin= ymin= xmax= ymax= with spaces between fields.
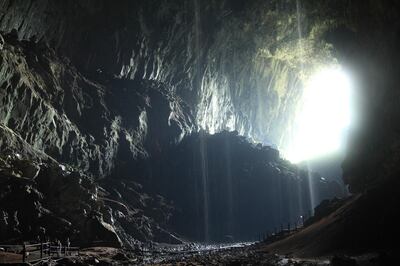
xmin=0 ymin=0 xmax=343 ymax=153
xmin=0 ymin=32 xmax=194 ymax=178
xmin=1 ymin=0 xmax=400 ymax=196
xmin=0 ymin=32 xmax=195 ymax=246
xmin=0 ymin=153 xmax=119 ymax=246
xmin=22 ymin=244 xmax=395 ymax=265
xmin=0 ymin=153 xmax=178 ymax=247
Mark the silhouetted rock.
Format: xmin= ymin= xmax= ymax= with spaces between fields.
xmin=141 ymin=131 xmax=342 ymax=242
xmin=304 ymin=197 xmax=345 ymax=227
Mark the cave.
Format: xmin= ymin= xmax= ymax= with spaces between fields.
xmin=0 ymin=1 xmax=399 ymax=265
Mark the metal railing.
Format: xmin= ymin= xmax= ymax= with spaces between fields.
xmin=0 ymin=242 xmax=79 ymax=263
xmin=256 ymin=211 xmax=313 ymax=243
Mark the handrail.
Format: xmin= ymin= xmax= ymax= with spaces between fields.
xmin=0 ymin=242 xmax=51 ymax=249
xmin=0 ymin=241 xmax=80 ymax=263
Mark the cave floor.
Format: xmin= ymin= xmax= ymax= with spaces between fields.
xmin=0 ymin=242 xmax=387 ymax=265
xmin=147 ymin=244 xmax=330 ymax=266
xmin=2 ymin=188 xmax=396 ymax=266
xmin=43 ymin=245 xmax=331 ymax=266
xmin=42 ymin=244 xmax=384 ymax=266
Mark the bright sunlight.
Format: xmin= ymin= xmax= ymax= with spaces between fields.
xmin=285 ymin=67 xmax=353 ymax=163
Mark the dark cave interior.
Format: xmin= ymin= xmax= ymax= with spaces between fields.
xmin=1 ymin=1 xmax=400 ymax=265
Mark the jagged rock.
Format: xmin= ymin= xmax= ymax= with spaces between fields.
xmin=0 ymin=33 xmax=195 ymax=178
xmin=98 ymin=178 xmax=178 ymax=246
xmin=2 ymin=0 xmax=398 ymax=250
xmin=0 ymin=3 xmax=345 ymax=245
xmin=0 ymin=32 xmax=4 ymax=50
xmin=11 ymin=159 xmax=40 ymax=179
xmin=0 ymin=0 xmax=338 ymax=154
xmin=83 ymin=216 xmax=122 ymax=248
xmin=0 ymin=210 xmax=7 ymax=236
xmin=0 ymin=153 xmax=180 ymax=247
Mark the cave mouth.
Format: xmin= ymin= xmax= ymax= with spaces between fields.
xmin=283 ymin=66 xmax=354 ymax=163
xmin=3 ymin=0 xmax=400 ymax=262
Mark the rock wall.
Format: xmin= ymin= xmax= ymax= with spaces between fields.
xmin=0 ymin=32 xmax=342 ymax=244
xmin=0 ymin=153 xmax=179 ymax=247
xmin=1 ymin=0 xmax=381 ymax=245
xmin=0 ymin=0 xmax=338 ymax=153
xmin=0 ymin=32 xmax=194 ymax=178
xmin=319 ymin=0 xmax=400 ymax=193
xmin=145 ymin=131 xmax=343 ymax=242
xmin=0 ymin=32 xmax=194 ymax=245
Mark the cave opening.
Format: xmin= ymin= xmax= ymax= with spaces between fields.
xmin=284 ymin=66 xmax=354 ymax=163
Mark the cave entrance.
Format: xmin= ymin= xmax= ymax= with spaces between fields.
xmin=284 ymin=66 xmax=354 ymax=163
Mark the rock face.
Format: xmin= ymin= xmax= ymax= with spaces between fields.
xmin=0 ymin=0 xmax=338 ymax=153
xmin=0 ymin=32 xmax=194 ymax=178
xmin=321 ymin=1 xmax=400 ymax=193
xmin=2 ymin=1 xmax=400 ymax=195
xmin=0 ymin=153 xmax=179 ymax=247
xmin=144 ymin=131 xmax=342 ymax=242
xmin=0 ymin=1 xmax=366 ymax=246
xmin=0 ymin=33 xmax=193 ymax=246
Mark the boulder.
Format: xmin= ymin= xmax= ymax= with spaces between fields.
xmin=11 ymin=159 xmax=40 ymax=179
xmin=82 ymin=216 xmax=122 ymax=248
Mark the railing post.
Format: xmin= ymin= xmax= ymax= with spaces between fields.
xmin=22 ymin=243 xmax=26 ymax=263
xmin=40 ymin=241 xmax=43 ymax=258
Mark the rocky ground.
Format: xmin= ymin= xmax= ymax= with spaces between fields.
xmin=1 ymin=185 xmax=399 ymax=265
xmin=51 ymin=245 xmax=324 ymax=266
xmin=3 ymin=243 xmax=388 ymax=266
xmin=0 ymin=152 xmax=180 ymax=248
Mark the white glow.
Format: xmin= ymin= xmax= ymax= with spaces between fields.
xmin=285 ymin=67 xmax=353 ymax=163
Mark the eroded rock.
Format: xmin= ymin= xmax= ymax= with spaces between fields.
xmin=0 ymin=154 xmax=176 ymax=247
xmin=0 ymin=33 xmax=195 ymax=178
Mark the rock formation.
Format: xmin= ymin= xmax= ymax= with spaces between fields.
xmin=0 ymin=0 xmax=340 ymax=152
xmin=5 ymin=0 xmax=394 ymax=248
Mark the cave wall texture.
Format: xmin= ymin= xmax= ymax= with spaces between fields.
xmin=0 ymin=0 xmax=340 ymax=152
xmin=0 ymin=32 xmax=195 ymax=246
xmin=1 ymin=0 xmax=400 ymax=245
